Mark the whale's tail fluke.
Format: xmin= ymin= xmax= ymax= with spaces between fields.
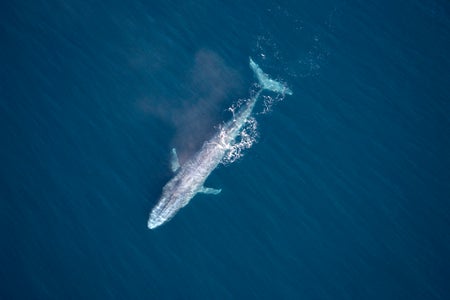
xmin=249 ymin=58 xmax=293 ymax=95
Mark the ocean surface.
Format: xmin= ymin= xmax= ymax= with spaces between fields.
xmin=1 ymin=0 xmax=449 ymax=299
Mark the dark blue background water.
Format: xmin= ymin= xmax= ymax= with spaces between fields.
xmin=1 ymin=0 xmax=449 ymax=299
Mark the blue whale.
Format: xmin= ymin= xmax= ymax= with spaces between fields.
xmin=148 ymin=58 xmax=292 ymax=229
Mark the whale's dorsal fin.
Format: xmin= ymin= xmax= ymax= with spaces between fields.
xmin=199 ymin=187 xmax=222 ymax=195
xmin=170 ymin=148 xmax=180 ymax=172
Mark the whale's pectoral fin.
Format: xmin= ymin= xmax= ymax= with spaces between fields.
xmin=170 ymin=148 xmax=180 ymax=172
xmin=199 ymin=186 xmax=222 ymax=195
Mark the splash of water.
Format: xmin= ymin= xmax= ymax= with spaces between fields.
xmin=258 ymin=91 xmax=288 ymax=115
xmin=220 ymin=80 xmax=289 ymax=165
xmin=221 ymin=113 xmax=259 ymax=165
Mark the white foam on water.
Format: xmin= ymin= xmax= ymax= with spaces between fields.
xmin=221 ymin=116 xmax=258 ymax=165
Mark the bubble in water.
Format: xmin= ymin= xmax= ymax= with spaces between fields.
xmin=221 ymin=117 xmax=258 ymax=165
xmin=257 ymin=92 xmax=288 ymax=115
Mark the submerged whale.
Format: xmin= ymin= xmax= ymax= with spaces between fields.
xmin=148 ymin=58 xmax=292 ymax=229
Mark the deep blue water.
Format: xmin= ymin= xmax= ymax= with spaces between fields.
xmin=1 ymin=0 xmax=450 ymax=299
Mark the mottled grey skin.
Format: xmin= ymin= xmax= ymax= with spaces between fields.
xmin=148 ymin=58 xmax=291 ymax=229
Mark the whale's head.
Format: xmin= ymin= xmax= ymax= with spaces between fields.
xmin=148 ymin=188 xmax=190 ymax=229
xmin=148 ymin=217 xmax=162 ymax=229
